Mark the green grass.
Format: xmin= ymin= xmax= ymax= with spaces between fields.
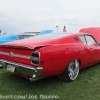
xmin=0 ymin=64 xmax=100 ymax=100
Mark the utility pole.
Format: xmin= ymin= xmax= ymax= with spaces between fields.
xmin=56 ymin=26 xmax=59 ymax=33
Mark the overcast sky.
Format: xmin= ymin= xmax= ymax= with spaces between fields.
xmin=0 ymin=0 xmax=100 ymax=34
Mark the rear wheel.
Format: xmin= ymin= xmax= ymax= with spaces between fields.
xmin=58 ymin=59 xmax=80 ymax=82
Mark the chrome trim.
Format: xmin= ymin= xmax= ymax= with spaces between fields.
xmin=0 ymin=59 xmax=35 ymax=70
xmin=0 ymin=52 xmax=9 ymax=56
xmin=13 ymin=54 xmax=30 ymax=59
xmin=29 ymin=77 xmax=44 ymax=82
xmin=30 ymin=52 xmax=40 ymax=66
xmin=0 ymin=51 xmax=30 ymax=59
xmin=0 ymin=64 xmax=3 ymax=68
xmin=9 ymin=52 xmax=13 ymax=58
xmin=0 ymin=59 xmax=43 ymax=79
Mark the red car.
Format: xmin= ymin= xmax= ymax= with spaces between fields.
xmin=0 ymin=32 xmax=99 ymax=82
xmin=79 ymin=27 xmax=100 ymax=43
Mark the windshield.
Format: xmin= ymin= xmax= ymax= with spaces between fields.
xmin=33 ymin=33 xmax=71 ymax=39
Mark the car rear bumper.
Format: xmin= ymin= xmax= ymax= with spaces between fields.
xmin=0 ymin=59 xmax=43 ymax=81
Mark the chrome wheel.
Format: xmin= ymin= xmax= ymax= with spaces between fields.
xmin=57 ymin=59 xmax=80 ymax=82
xmin=68 ymin=60 xmax=79 ymax=81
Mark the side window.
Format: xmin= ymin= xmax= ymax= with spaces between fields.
xmin=79 ymin=35 xmax=86 ymax=45
xmin=85 ymin=35 xmax=97 ymax=46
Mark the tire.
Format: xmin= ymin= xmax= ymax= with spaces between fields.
xmin=58 ymin=59 xmax=80 ymax=82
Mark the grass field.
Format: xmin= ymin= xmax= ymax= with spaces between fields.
xmin=0 ymin=64 xmax=100 ymax=100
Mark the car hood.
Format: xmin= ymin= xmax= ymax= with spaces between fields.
xmin=0 ymin=37 xmax=53 ymax=49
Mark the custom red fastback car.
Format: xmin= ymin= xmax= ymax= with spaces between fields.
xmin=0 ymin=32 xmax=100 ymax=82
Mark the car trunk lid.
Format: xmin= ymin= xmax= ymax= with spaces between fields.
xmin=0 ymin=38 xmax=53 ymax=49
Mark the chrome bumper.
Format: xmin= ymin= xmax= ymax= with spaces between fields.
xmin=0 ymin=59 xmax=43 ymax=81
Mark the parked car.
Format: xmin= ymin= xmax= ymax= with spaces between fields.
xmin=39 ymin=30 xmax=53 ymax=35
xmin=79 ymin=27 xmax=100 ymax=43
xmin=0 ymin=34 xmax=34 ymax=44
xmin=0 ymin=32 xmax=99 ymax=82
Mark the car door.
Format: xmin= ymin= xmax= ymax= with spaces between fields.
xmin=85 ymin=35 xmax=100 ymax=63
xmin=79 ymin=35 xmax=92 ymax=67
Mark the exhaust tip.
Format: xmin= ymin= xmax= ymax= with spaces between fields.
xmin=29 ymin=78 xmax=38 ymax=82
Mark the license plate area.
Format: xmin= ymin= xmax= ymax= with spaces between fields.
xmin=7 ymin=64 xmax=15 ymax=73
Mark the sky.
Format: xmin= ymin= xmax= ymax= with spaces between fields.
xmin=0 ymin=0 xmax=100 ymax=34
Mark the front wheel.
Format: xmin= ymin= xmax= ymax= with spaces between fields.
xmin=58 ymin=59 xmax=80 ymax=82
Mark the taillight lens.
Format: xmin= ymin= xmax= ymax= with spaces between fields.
xmin=31 ymin=52 xmax=39 ymax=65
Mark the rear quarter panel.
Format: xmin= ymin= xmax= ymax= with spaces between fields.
xmin=40 ymin=43 xmax=90 ymax=77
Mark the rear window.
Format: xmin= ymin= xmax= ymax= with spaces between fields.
xmin=33 ymin=33 xmax=71 ymax=39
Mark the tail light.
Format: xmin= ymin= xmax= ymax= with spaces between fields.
xmin=30 ymin=52 xmax=40 ymax=65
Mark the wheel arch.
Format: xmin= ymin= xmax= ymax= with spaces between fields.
xmin=58 ymin=58 xmax=80 ymax=82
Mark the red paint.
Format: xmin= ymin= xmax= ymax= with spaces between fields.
xmin=79 ymin=27 xmax=100 ymax=42
xmin=0 ymin=32 xmax=100 ymax=79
